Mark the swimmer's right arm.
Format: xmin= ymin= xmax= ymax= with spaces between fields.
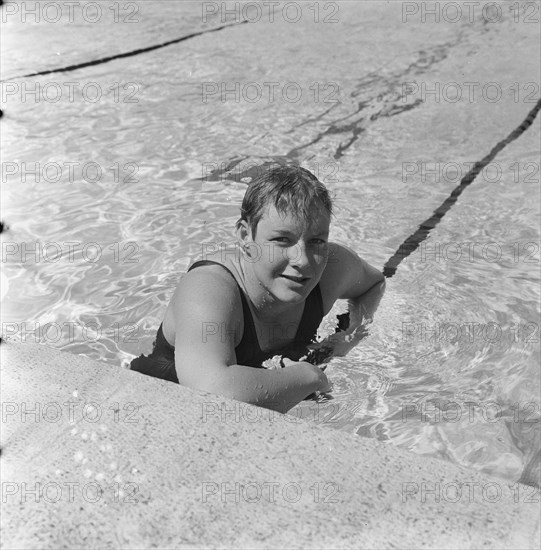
xmin=171 ymin=268 xmax=329 ymax=413
xmin=195 ymin=360 xmax=329 ymax=413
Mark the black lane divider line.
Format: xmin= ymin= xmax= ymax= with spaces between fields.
xmin=383 ymin=98 xmax=541 ymax=278
xmin=5 ymin=21 xmax=248 ymax=80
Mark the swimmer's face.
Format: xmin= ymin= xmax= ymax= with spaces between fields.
xmin=241 ymin=203 xmax=330 ymax=303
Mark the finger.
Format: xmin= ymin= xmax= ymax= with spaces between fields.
xmin=319 ymin=373 xmax=332 ymax=393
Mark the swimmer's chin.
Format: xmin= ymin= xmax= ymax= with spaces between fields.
xmin=258 ymin=277 xmax=316 ymax=303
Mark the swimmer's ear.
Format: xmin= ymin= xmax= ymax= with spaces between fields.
xmin=235 ymin=218 xmax=251 ymax=245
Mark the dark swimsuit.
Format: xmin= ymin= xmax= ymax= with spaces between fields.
xmin=129 ymin=260 xmax=325 ymax=383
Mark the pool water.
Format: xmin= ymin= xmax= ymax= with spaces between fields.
xmin=1 ymin=1 xmax=539 ymax=486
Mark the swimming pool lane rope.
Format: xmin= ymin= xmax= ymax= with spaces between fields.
xmin=5 ymin=20 xmax=248 ymax=80
xmin=382 ymin=98 xmax=541 ymax=278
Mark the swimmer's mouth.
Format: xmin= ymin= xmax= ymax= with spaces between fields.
xmin=280 ymin=275 xmax=310 ymax=284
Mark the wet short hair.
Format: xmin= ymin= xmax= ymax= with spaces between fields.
xmin=237 ymin=165 xmax=333 ymax=236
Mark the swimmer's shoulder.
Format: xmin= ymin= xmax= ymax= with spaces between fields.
xmin=163 ymin=256 xmax=244 ymax=343
xmin=319 ymin=243 xmax=385 ymax=308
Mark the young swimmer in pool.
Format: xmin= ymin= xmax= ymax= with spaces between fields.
xmin=130 ymin=165 xmax=385 ymax=412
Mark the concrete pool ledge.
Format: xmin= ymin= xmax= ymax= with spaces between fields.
xmin=1 ymin=342 xmax=539 ymax=549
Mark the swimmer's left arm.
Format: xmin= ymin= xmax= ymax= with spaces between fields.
xmin=347 ymin=280 xmax=386 ymax=327
xmin=326 ymin=243 xmax=386 ymax=324
xmin=327 ymin=243 xmax=385 ymax=297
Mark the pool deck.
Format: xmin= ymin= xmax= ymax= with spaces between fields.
xmin=2 ymin=342 xmax=540 ymax=549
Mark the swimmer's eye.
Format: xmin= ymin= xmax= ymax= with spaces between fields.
xmin=271 ymin=237 xmax=291 ymax=244
xmin=270 ymin=237 xmax=328 ymax=246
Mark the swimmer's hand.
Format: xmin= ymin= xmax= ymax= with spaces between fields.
xmin=281 ymin=358 xmax=332 ymax=394
xmin=301 ymin=324 xmax=370 ymax=366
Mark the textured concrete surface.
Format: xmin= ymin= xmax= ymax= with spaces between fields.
xmin=1 ymin=342 xmax=540 ymax=549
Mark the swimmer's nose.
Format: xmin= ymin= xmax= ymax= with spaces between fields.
xmin=288 ymin=242 xmax=311 ymax=271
